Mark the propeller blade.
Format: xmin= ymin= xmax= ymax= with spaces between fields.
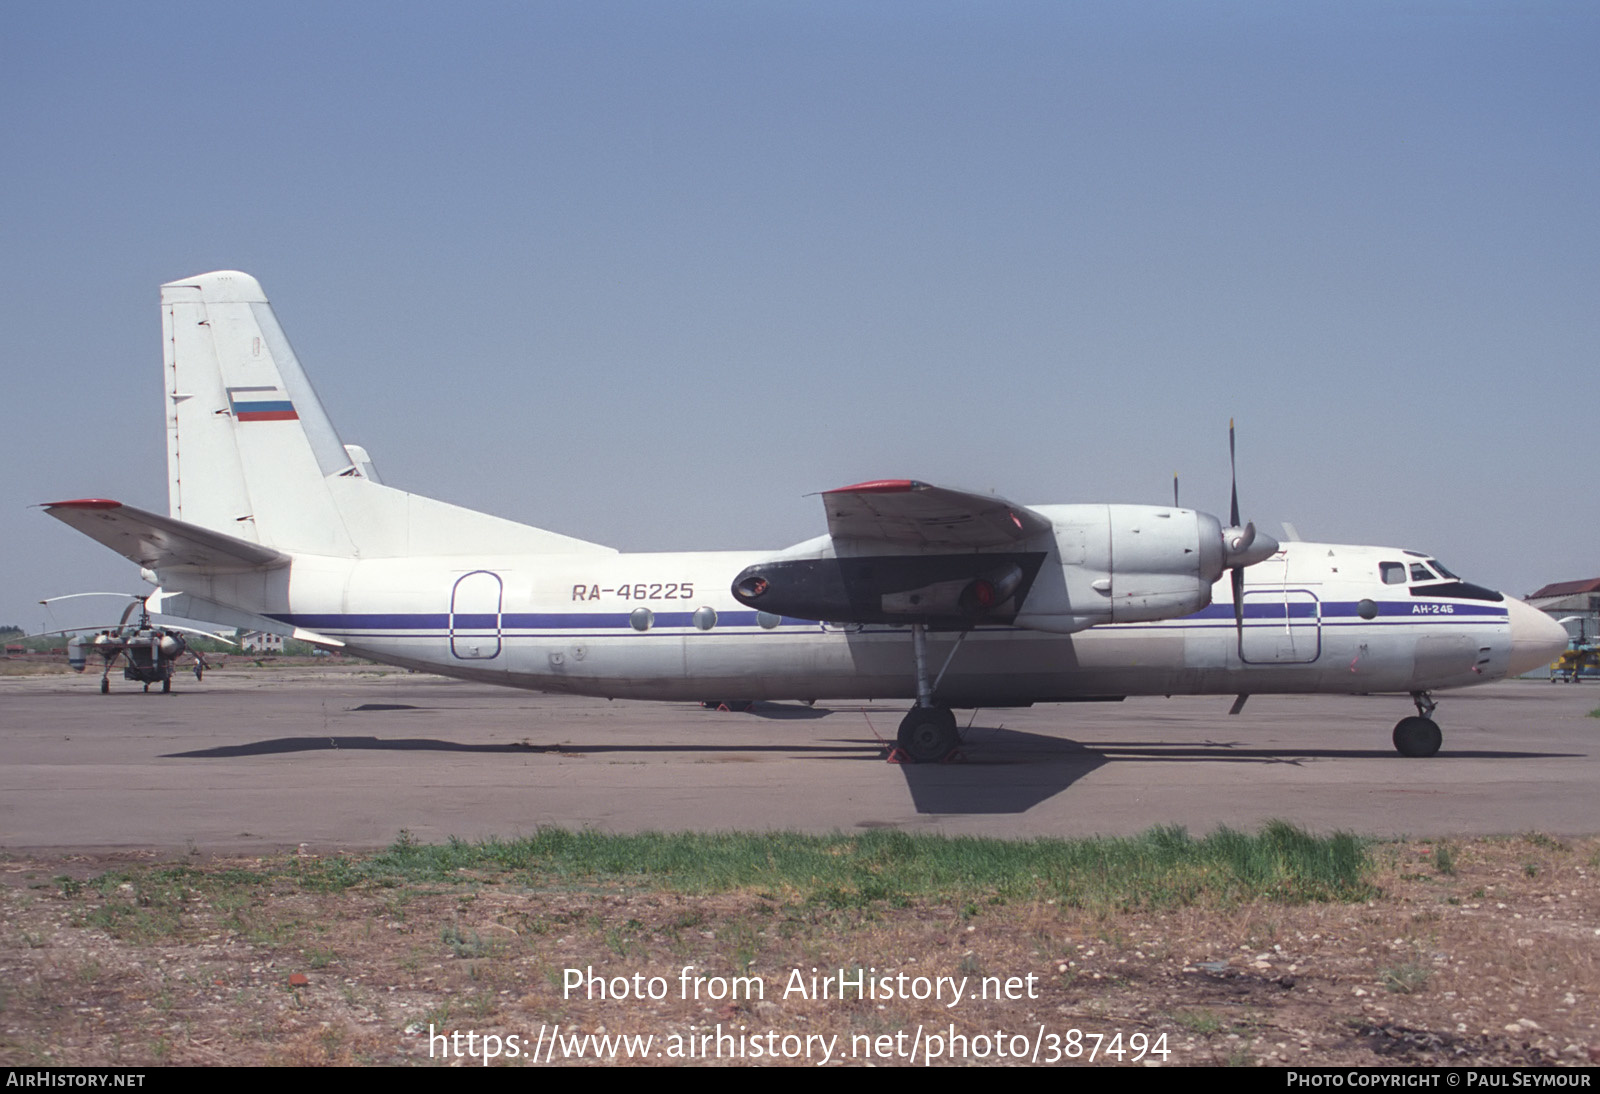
xmin=1173 ymin=472 xmax=1179 ymax=508
xmin=1220 ymin=421 xmax=1277 ymax=642
xmin=1229 ymin=418 xmax=1240 ymax=528
xmin=38 ymin=592 xmax=140 ymax=605
xmin=1232 ymin=566 xmax=1245 ymax=637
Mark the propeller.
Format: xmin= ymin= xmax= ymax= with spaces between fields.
xmin=1219 ymin=420 xmax=1279 ymax=638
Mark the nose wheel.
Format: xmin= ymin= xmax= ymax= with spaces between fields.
xmin=1393 ymin=692 xmax=1442 ymax=757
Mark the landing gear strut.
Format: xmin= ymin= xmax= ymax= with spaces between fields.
xmin=893 ymin=625 xmax=964 ymax=763
xmin=1392 ymin=691 xmax=1442 ymax=758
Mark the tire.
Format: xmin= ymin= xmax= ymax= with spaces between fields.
xmin=1393 ymin=716 xmax=1442 ymax=758
xmin=100 ymin=677 xmax=109 ymax=695
xmin=161 ymin=677 xmax=171 ymax=694
xmin=897 ymin=706 xmax=959 ymax=763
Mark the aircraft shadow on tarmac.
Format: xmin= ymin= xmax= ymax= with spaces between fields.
xmin=899 ymin=724 xmax=1578 ymax=814
xmin=161 ymin=737 xmax=887 ymax=759
xmin=161 ymin=712 xmax=1577 ymax=815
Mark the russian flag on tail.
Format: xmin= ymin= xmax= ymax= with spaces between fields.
xmin=227 ymin=386 xmax=298 ymax=422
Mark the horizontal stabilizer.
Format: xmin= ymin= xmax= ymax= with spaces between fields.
xmin=821 ymin=480 xmax=1053 ymax=548
xmin=42 ymin=499 xmax=290 ymax=572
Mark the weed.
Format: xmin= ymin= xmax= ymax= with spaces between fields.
xmin=717 ymin=919 xmax=763 ymax=972
xmin=317 ymin=1025 xmax=344 ymax=1061
xmin=1380 ymin=964 xmax=1431 ymax=994
xmin=1522 ymin=832 xmax=1568 ymax=852
xmin=1170 ymin=1008 xmax=1224 ymax=1034
xmin=465 ymin=991 xmax=497 ymax=1019
xmin=306 ymin=947 xmax=338 ymax=969
xmin=441 ymin=924 xmax=492 ymax=959
xmin=1431 ymin=843 xmax=1457 ymax=876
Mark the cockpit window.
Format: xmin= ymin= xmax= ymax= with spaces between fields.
xmin=1380 ymin=562 xmax=1406 ymax=585
xmin=1430 ymin=559 xmax=1458 ymax=579
xmin=1410 ymin=563 xmax=1437 ymax=582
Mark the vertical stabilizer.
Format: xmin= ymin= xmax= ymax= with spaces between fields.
xmin=164 ymin=271 xmax=358 ymax=554
xmin=162 ymin=271 xmax=613 ymax=558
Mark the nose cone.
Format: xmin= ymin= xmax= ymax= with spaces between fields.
xmin=1504 ymin=597 xmax=1571 ymax=677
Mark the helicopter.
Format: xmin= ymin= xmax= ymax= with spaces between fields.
xmin=37 ymin=591 xmax=235 ymax=694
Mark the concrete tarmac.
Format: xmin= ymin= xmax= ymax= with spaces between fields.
xmin=1 ymin=668 xmax=1596 ymax=852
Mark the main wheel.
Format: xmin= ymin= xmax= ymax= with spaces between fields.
xmin=896 ymin=706 xmax=960 ymax=763
xmin=1393 ymin=716 xmax=1442 ymax=758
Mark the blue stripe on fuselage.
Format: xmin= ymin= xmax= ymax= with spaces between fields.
xmin=268 ymin=598 xmax=1506 ymax=637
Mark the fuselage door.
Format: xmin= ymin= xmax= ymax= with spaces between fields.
xmin=1239 ymin=589 xmax=1321 ymax=664
xmin=450 ymin=570 xmax=503 ymax=660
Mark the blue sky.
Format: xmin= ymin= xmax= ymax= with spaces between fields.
xmin=4 ymin=2 xmax=1596 ymax=632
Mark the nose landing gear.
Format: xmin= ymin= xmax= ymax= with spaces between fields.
xmin=1393 ymin=691 xmax=1442 ymax=757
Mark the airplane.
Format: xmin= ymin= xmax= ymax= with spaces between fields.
xmin=43 ymin=271 xmax=1569 ymax=760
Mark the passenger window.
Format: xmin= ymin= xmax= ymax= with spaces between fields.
xmin=1380 ymin=562 xmax=1406 ymax=585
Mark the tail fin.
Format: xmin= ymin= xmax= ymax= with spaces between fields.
xmin=162 ymin=271 xmax=612 ymax=557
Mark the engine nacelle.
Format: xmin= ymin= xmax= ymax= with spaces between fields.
xmin=1013 ymin=504 xmax=1237 ymax=633
xmin=730 ymin=503 xmax=1275 ymax=634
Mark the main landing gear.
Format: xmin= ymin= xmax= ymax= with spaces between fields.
xmin=892 ymin=624 xmax=966 ymax=764
xmin=1393 ymin=691 xmax=1442 ymax=758
xmin=896 ymin=705 xmax=960 ymax=763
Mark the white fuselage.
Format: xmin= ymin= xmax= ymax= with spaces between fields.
xmin=170 ymin=538 xmax=1523 ymax=705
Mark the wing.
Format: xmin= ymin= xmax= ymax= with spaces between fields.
xmin=42 ymin=499 xmax=290 ymax=572
xmin=821 ymin=480 xmax=1053 ymax=548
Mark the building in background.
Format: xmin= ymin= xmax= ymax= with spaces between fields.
xmin=1526 ymin=578 xmax=1600 ymax=681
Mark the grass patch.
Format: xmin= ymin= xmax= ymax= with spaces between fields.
xmin=52 ymin=824 xmax=1372 ymax=946
xmin=1587 ymin=707 xmax=1600 ymax=719
xmin=1380 ymin=963 xmax=1431 ymax=994
xmin=1169 ymin=1007 xmax=1225 ymax=1034
xmin=280 ymin=821 xmax=1371 ymax=910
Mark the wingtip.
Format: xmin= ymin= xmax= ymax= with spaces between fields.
xmin=823 ymin=479 xmax=927 ymax=495
xmin=42 ymin=498 xmax=123 ymax=510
